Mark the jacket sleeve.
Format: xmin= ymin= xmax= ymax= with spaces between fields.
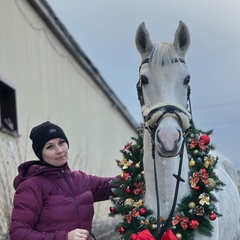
xmin=9 ymin=178 xmax=68 ymax=240
xmin=88 ymin=174 xmax=116 ymax=202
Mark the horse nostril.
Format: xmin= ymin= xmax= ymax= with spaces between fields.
xmin=177 ymin=129 xmax=181 ymax=142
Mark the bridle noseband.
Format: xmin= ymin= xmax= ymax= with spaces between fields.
xmin=142 ymin=103 xmax=191 ymax=132
xmin=137 ymin=57 xmax=194 ymax=240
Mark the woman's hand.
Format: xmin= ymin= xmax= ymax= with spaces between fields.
xmin=68 ymin=228 xmax=89 ymax=240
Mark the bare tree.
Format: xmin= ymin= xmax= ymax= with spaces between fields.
xmin=0 ymin=137 xmax=24 ymax=240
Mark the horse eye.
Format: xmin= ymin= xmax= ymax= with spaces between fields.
xmin=140 ymin=75 xmax=149 ymax=85
xmin=183 ymin=75 xmax=190 ymax=85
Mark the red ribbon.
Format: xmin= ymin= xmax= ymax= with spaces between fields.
xmin=123 ymin=142 xmax=132 ymax=151
xmin=125 ymin=208 xmax=139 ymax=223
xmin=172 ymin=214 xmax=189 ymax=230
xmin=190 ymin=138 xmax=206 ymax=150
xmin=192 ymin=172 xmax=209 ymax=185
xmin=131 ymin=229 xmax=177 ymax=240
xmin=133 ymin=182 xmax=145 ymax=195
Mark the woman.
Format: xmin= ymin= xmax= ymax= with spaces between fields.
xmin=10 ymin=121 xmax=115 ymax=240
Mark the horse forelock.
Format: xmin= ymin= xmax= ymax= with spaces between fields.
xmin=148 ymin=43 xmax=176 ymax=75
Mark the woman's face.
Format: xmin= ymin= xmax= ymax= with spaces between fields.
xmin=42 ymin=138 xmax=68 ymax=166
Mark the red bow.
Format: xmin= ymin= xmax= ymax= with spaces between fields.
xmin=161 ymin=230 xmax=178 ymax=240
xmin=131 ymin=229 xmax=177 ymax=240
xmin=133 ymin=182 xmax=145 ymax=195
xmin=125 ymin=208 xmax=139 ymax=223
xmin=123 ymin=142 xmax=132 ymax=151
xmin=189 ymin=138 xmax=206 ymax=150
xmin=190 ymin=172 xmax=209 ymax=188
xmin=172 ymin=214 xmax=189 ymax=230
xmin=131 ymin=229 xmax=154 ymax=240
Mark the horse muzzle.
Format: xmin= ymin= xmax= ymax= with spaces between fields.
xmin=142 ymin=102 xmax=192 ymax=157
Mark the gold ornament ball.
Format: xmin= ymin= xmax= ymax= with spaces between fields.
xmin=135 ymin=162 xmax=140 ymax=168
xmin=193 ymin=150 xmax=199 ymax=155
xmin=188 ymin=201 xmax=196 ymax=209
xmin=175 ymin=233 xmax=183 ymax=240
xmin=189 ymin=159 xmax=196 ymax=167
xmin=208 ymin=178 xmax=216 ymax=189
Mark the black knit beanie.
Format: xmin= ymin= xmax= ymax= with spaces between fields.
xmin=29 ymin=121 xmax=69 ymax=161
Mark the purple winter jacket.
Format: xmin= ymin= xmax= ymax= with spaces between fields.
xmin=9 ymin=160 xmax=115 ymax=240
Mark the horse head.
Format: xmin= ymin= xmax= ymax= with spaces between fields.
xmin=136 ymin=21 xmax=192 ymax=157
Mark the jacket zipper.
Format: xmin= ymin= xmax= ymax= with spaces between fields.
xmin=61 ymin=169 xmax=81 ymax=229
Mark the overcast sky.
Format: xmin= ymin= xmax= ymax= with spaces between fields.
xmin=47 ymin=0 xmax=240 ymax=169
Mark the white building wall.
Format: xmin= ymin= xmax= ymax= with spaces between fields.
xmin=0 ymin=0 xmax=138 ymax=235
xmin=0 ymin=0 xmax=137 ymax=174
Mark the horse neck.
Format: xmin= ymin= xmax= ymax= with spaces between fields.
xmin=143 ymin=130 xmax=190 ymax=218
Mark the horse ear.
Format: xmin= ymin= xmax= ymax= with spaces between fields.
xmin=135 ymin=22 xmax=153 ymax=59
xmin=173 ymin=21 xmax=190 ymax=57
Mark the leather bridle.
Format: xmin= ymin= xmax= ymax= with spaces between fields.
xmin=137 ymin=57 xmax=194 ymax=239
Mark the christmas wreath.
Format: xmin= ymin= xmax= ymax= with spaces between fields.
xmin=109 ymin=126 xmax=225 ymax=240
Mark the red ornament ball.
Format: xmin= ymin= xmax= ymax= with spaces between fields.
xmin=126 ymin=186 xmax=131 ymax=193
xmin=130 ymin=233 xmax=138 ymax=240
xmin=188 ymin=219 xmax=200 ymax=230
xmin=201 ymin=168 xmax=207 ymax=174
xmin=194 ymin=185 xmax=200 ymax=191
xmin=119 ymin=226 xmax=126 ymax=234
xmin=200 ymin=134 xmax=210 ymax=145
xmin=109 ymin=206 xmax=115 ymax=213
xmin=209 ymin=212 xmax=217 ymax=221
xmin=139 ymin=207 xmax=147 ymax=216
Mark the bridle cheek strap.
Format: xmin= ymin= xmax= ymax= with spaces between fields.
xmin=142 ymin=102 xmax=192 ymax=130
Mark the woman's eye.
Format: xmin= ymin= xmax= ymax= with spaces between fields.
xmin=46 ymin=145 xmax=53 ymax=149
xmin=59 ymin=140 xmax=66 ymax=146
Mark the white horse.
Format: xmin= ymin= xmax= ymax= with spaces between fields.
xmin=135 ymin=21 xmax=240 ymax=239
